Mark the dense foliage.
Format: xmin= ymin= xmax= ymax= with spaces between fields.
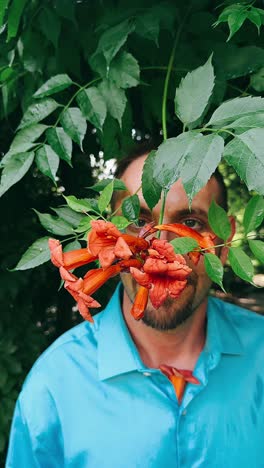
xmin=1 ymin=0 xmax=264 ymax=461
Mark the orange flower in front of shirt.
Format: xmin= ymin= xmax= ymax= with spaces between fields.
xmin=59 ymin=267 xmax=101 ymax=322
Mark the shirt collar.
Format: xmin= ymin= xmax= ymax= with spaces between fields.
xmin=97 ymin=288 xmax=243 ymax=381
xmin=97 ymin=284 xmax=144 ymax=380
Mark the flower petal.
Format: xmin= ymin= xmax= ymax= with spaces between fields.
xmin=98 ymin=246 xmax=116 ymax=269
xmin=130 ymin=267 xmax=151 ymax=288
xmin=83 ymin=265 xmax=121 ymax=295
xmin=151 ymin=239 xmax=177 ymax=261
xmin=90 ymin=219 xmax=121 ymax=238
xmin=49 ymin=238 xmax=63 ymax=267
xmin=59 ymin=266 xmax=78 ymax=282
xmin=167 ymin=279 xmax=187 ymax=298
xmin=114 ymin=237 xmax=132 ymax=260
xmin=130 ymin=286 xmax=149 ymax=320
xmin=77 ymin=299 xmax=94 ymax=322
xmin=63 ymin=249 xmax=97 ymax=269
xmin=149 ymin=277 xmax=169 ymax=309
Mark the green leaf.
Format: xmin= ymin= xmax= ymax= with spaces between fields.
xmin=60 ymin=107 xmax=87 ymax=150
xmin=76 ymin=87 xmax=107 ymax=131
xmin=33 ymin=210 xmax=74 ymax=236
xmin=175 ymin=55 xmax=215 ymax=126
xmin=1 ymin=124 xmax=47 ymax=166
xmin=247 ymin=9 xmax=262 ymax=33
xmin=122 ymin=194 xmax=140 ymax=222
xmin=13 ymin=237 xmax=51 ymax=270
xmin=38 ymin=7 xmax=61 ymax=49
xmin=142 ymin=150 xmax=162 ymax=210
xmin=219 ymin=45 xmax=264 ymax=80
xmin=228 ymin=247 xmax=254 ymax=283
xmin=243 ymin=195 xmax=264 ymax=234
xmin=18 ymin=98 xmax=60 ymax=129
xmin=63 ymin=240 xmax=82 ymax=252
xmin=46 ymin=127 xmax=72 ymax=166
xmin=214 ymin=4 xmax=246 ymax=25
xmin=95 ymin=18 xmax=135 ymax=66
xmin=225 ymin=113 xmax=264 ymax=130
xmin=54 ymin=0 xmax=76 ymax=22
xmin=108 ymin=51 xmax=140 ymax=89
xmin=98 ymin=180 xmax=114 ymax=213
xmin=34 ymin=74 xmax=73 ymax=98
xmin=180 ymin=134 xmax=224 ymax=205
xmin=208 ymin=96 xmax=264 ymax=127
xmin=75 ymin=217 xmax=97 ymax=233
xmin=154 ymin=132 xmax=199 ymax=189
xmin=98 ymin=81 xmax=126 ymax=128
xmin=135 ymin=8 xmax=160 ymax=44
xmin=250 ymin=68 xmax=264 ymax=92
xmin=35 ymin=145 xmax=59 ymax=183
xmin=110 ymin=215 xmax=131 ymax=230
xmin=51 ymin=207 xmax=83 ymax=228
xmin=89 ymin=178 xmax=126 ymax=192
xmin=204 ymin=253 xmax=225 ymax=291
xmin=223 ymin=128 xmax=264 ymax=194
xmin=248 ymin=240 xmax=264 ymax=263
xmin=208 ymin=200 xmax=231 ymax=241
xmin=227 ymin=10 xmax=248 ymax=41
xmin=170 ymin=237 xmax=199 ymax=254
xmin=64 ymin=195 xmax=95 ymax=213
xmin=0 ymin=151 xmax=34 ymax=197
xmin=7 ymin=0 xmax=27 ymax=41
xmin=0 ymin=0 xmax=10 ymax=27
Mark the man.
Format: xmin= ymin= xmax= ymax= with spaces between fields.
xmin=6 ymin=150 xmax=264 ymax=467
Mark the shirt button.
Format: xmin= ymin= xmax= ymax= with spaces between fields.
xmin=182 ymin=410 xmax=187 ymax=416
xmin=143 ymin=372 xmax=151 ymax=377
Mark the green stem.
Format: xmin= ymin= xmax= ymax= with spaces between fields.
xmin=198 ymin=126 xmax=236 ymax=138
xmin=53 ymin=77 xmax=101 ymax=127
xmin=161 ymin=40 xmax=177 ymax=141
xmin=157 ymin=189 xmax=168 ymax=239
xmin=28 ymin=77 xmax=101 ymax=175
xmin=111 ymin=184 xmax=142 ymax=218
xmin=196 ymin=233 xmax=263 ymax=254
xmin=158 ymin=6 xmax=191 ymax=232
xmin=161 ymin=3 xmax=192 ymax=141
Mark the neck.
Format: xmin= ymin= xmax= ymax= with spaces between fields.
xmin=122 ymin=290 xmax=207 ymax=371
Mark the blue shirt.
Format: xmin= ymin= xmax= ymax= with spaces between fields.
xmin=6 ymin=286 xmax=264 ymax=467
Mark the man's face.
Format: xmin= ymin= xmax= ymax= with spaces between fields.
xmin=116 ymin=154 xmax=228 ymax=331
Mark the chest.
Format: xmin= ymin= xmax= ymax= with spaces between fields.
xmin=56 ymin=367 xmax=264 ymax=468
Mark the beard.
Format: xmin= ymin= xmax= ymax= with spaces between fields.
xmin=121 ymin=271 xmax=202 ymax=332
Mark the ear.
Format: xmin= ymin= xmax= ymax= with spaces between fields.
xmin=220 ymin=216 xmax=236 ymax=265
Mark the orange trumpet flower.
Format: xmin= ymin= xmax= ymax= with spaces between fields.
xmin=159 ymin=364 xmax=200 ymax=403
xmin=88 ymin=220 xmax=148 ymax=269
xmin=130 ymin=239 xmax=191 ymax=309
xmin=155 ymin=223 xmax=216 ymax=264
xmin=130 ymin=286 xmax=149 ymax=320
xmin=49 ymin=239 xmax=97 ymax=270
xmin=59 ymin=267 xmax=101 ymax=322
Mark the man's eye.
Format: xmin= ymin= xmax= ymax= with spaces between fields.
xmin=127 ymin=217 xmax=151 ymax=233
xmin=182 ymin=219 xmax=203 ymax=231
xmin=138 ymin=218 xmax=148 ymax=228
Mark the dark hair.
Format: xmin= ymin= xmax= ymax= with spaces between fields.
xmin=114 ymin=140 xmax=228 ymax=211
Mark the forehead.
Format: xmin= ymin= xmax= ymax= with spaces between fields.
xmin=120 ymin=154 xmax=222 ymax=216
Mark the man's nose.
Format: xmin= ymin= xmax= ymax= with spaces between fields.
xmin=159 ymin=230 xmax=176 ymax=242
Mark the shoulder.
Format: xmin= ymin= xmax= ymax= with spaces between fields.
xmin=22 ymin=313 xmax=103 ymax=393
xmin=209 ymin=296 xmax=264 ymax=351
